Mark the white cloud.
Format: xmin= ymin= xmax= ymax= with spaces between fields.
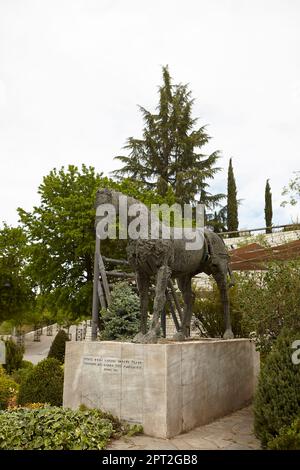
xmin=0 ymin=0 xmax=299 ymax=227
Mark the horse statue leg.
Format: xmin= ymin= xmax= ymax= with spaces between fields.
xmin=213 ymin=270 xmax=234 ymax=340
xmin=172 ymin=275 xmax=193 ymax=341
xmin=132 ymin=271 xmax=150 ymax=343
xmin=139 ymin=264 xmax=172 ymax=344
xmin=228 ymin=265 xmax=235 ymax=288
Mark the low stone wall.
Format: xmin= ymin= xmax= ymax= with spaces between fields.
xmin=223 ymin=229 xmax=300 ymax=249
xmin=63 ymin=339 xmax=259 ymax=438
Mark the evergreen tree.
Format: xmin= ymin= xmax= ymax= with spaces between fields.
xmin=100 ymin=282 xmax=140 ymax=340
xmin=48 ymin=330 xmax=70 ymax=364
xmin=227 ymin=158 xmax=238 ymax=234
xmin=254 ymin=328 xmax=300 ymax=448
xmin=114 ymin=66 xmax=223 ymax=207
xmin=265 ymin=179 xmax=273 ymax=233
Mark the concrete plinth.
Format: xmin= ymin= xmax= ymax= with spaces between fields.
xmin=63 ymin=339 xmax=259 ymax=438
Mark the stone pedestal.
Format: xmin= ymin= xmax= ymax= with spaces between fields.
xmin=63 ymin=339 xmax=259 ymax=438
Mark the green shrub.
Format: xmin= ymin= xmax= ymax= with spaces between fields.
xmin=239 ymin=261 xmax=300 ymax=354
xmin=0 ymin=321 xmax=14 ymax=335
xmin=20 ymin=360 xmax=34 ymax=369
xmin=12 ymin=364 xmax=34 ymax=386
xmin=254 ymin=328 xmax=300 ymax=448
xmin=0 ymin=365 xmax=5 ymax=377
xmin=193 ymin=282 xmax=244 ymax=337
xmin=48 ymin=330 xmax=69 ymax=363
xmin=18 ymin=358 xmax=64 ymax=406
xmin=3 ymin=338 xmax=24 ymax=374
xmin=0 ymin=406 xmax=139 ymax=450
xmin=100 ymin=282 xmax=140 ymax=340
xmin=194 ymin=261 xmax=300 ymax=351
xmin=268 ymin=417 xmax=300 ymax=450
xmin=0 ymin=374 xmax=19 ymax=409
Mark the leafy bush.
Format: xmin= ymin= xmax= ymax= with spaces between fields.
xmin=239 ymin=261 xmax=300 ymax=354
xmin=100 ymin=282 xmax=140 ymax=340
xmin=0 ymin=320 xmax=14 ymax=335
xmin=267 ymin=417 xmax=300 ymax=450
xmin=20 ymin=360 xmax=34 ymax=369
xmin=12 ymin=364 xmax=34 ymax=385
xmin=0 ymin=406 xmax=139 ymax=450
xmin=254 ymin=328 xmax=300 ymax=448
xmin=3 ymin=338 xmax=24 ymax=374
xmin=194 ymin=261 xmax=300 ymax=351
xmin=12 ymin=360 xmax=34 ymax=386
xmin=48 ymin=330 xmax=70 ymax=364
xmin=0 ymin=374 xmax=19 ymax=410
xmin=193 ymin=282 xmax=244 ymax=338
xmin=18 ymin=358 xmax=63 ymax=406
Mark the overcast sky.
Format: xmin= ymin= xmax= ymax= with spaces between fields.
xmin=0 ymin=0 xmax=299 ymax=229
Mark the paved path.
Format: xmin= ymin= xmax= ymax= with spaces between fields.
xmin=108 ymin=406 xmax=260 ymax=450
xmin=23 ymin=325 xmax=79 ymax=364
xmin=23 ymin=332 xmax=54 ymax=364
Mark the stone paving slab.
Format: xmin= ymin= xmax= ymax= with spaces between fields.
xmin=108 ymin=406 xmax=260 ymax=450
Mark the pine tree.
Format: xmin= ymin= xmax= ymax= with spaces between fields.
xmin=227 ymin=158 xmax=238 ymax=234
xmin=113 ymin=66 xmax=223 ymax=207
xmin=265 ymin=179 xmax=273 ymax=233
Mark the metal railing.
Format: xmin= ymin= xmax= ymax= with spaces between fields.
xmin=219 ymin=223 xmax=300 ymax=238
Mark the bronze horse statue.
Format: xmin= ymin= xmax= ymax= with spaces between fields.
xmin=95 ymin=189 xmax=234 ymax=343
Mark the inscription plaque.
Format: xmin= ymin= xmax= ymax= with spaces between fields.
xmin=82 ymin=355 xmax=143 ymax=374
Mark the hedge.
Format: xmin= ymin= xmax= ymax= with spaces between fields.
xmin=254 ymin=327 xmax=300 ymax=447
xmin=48 ymin=330 xmax=70 ymax=364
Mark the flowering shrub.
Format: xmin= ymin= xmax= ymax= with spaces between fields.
xmin=8 ymin=402 xmax=48 ymax=411
xmin=0 ymin=374 xmax=19 ymax=410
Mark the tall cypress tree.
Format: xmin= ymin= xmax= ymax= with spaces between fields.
xmin=227 ymin=158 xmax=238 ymax=234
xmin=113 ymin=66 xmax=223 ymax=207
xmin=265 ymin=179 xmax=273 ymax=233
